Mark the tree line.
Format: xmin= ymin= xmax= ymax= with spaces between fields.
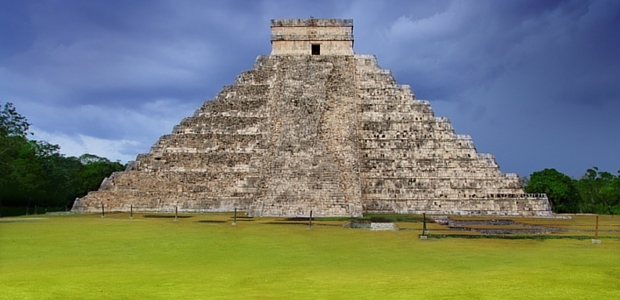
xmin=1 ymin=102 xmax=125 ymax=213
xmin=524 ymin=168 xmax=620 ymax=215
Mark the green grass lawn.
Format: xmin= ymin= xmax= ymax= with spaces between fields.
xmin=1 ymin=213 xmax=619 ymax=299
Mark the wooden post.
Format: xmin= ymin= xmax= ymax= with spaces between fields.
xmin=101 ymin=204 xmax=105 ymax=218
xmin=232 ymin=208 xmax=237 ymax=226
xmin=174 ymin=206 xmax=178 ymax=222
xmin=130 ymin=204 xmax=133 ymax=219
xmin=595 ymin=215 xmax=599 ymax=240
xmin=422 ymin=213 xmax=428 ymax=235
xmin=308 ymin=210 xmax=313 ymax=230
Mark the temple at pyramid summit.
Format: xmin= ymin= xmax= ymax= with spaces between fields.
xmin=73 ymin=18 xmax=552 ymax=217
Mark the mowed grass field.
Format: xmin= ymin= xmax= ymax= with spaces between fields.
xmin=1 ymin=213 xmax=619 ymax=299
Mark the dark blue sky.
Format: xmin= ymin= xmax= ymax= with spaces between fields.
xmin=1 ymin=0 xmax=619 ymax=178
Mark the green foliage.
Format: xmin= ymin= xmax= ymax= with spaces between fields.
xmin=75 ymin=154 xmax=125 ymax=198
xmin=1 ymin=103 xmax=31 ymax=191
xmin=576 ymin=167 xmax=620 ymax=214
xmin=525 ymin=168 xmax=580 ymax=213
xmin=0 ymin=102 xmax=30 ymax=138
xmin=527 ymin=167 xmax=620 ymax=214
xmin=0 ymin=102 xmax=125 ymax=211
xmin=1 ymin=102 xmax=38 ymax=206
xmin=611 ymin=204 xmax=620 ymax=215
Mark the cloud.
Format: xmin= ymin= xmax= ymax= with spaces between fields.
xmin=23 ymin=97 xmax=198 ymax=162
xmin=368 ymin=0 xmax=620 ymax=106
xmin=31 ymin=127 xmax=139 ymax=162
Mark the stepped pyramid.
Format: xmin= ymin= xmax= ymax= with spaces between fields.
xmin=73 ymin=19 xmax=551 ymax=217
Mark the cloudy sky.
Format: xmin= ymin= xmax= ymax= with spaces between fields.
xmin=1 ymin=0 xmax=618 ymax=178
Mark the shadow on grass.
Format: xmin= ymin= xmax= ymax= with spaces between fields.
xmin=301 ymin=215 xmax=431 ymax=223
xmin=143 ymin=215 xmax=192 ymax=219
xmin=0 ymin=218 xmax=48 ymax=223
xmin=197 ymin=220 xmax=226 ymax=223
xmin=424 ymin=234 xmax=611 ymax=240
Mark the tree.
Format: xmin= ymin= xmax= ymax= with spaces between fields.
xmin=79 ymin=153 xmax=109 ymax=164
xmin=0 ymin=102 xmax=30 ymax=138
xmin=37 ymin=146 xmax=82 ymax=208
xmin=1 ymin=102 xmax=31 ymax=172
xmin=0 ymin=103 xmax=126 ymax=213
xmin=613 ymin=173 xmax=620 ymax=215
xmin=525 ymin=168 xmax=580 ymax=213
xmin=75 ymin=154 xmax=125 ymax=198
xmin=1 ymin=102 xmax=34 ymax=207
xmin=577 ymin=167 xmax=620 ymax=214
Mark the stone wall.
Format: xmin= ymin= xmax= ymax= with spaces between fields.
xmin=271 ymin=18 xmax=354 ymax=55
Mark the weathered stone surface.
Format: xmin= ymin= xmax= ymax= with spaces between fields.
xmin=370 ymin=223 xmax=398 ymax=231
xmin=72 ymin=19 xmax=552 ymax=217
xmin=271 ymin=18 xmax=354 ymax=55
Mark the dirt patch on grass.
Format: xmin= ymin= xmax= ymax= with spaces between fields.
xmin=0 ymin=217 xmax=48 ymax=223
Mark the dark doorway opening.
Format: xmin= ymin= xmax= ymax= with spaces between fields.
xmin=312 ymin=44 xmax=320 ymax=55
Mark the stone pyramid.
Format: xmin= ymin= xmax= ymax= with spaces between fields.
xmin=73 ymin=19 xmax=551 ymax=217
